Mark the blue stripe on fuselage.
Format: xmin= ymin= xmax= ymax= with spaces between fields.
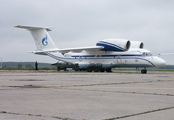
xmin=71 ymin=54 xmax=142 ymax=57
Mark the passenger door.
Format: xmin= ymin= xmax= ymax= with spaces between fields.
xmin=117 ymin=56 xmax=122 ymax=64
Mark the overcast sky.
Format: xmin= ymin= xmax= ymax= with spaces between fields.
xmin=1 ymin=0 xmax=174 ymax=64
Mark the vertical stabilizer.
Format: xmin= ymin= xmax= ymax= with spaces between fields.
xmin=14 ymin=25 xmax=57 ymax=50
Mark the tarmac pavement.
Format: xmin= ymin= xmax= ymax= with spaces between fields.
xmin=0 ymin=70 xmax=174 ymax=120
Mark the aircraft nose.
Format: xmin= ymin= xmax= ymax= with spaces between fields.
xmin=154 ymin=57 xmax=166 ymax=67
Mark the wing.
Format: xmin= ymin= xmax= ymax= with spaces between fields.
xmin=54 ymin=46 xmax=104 ymax=53
xmin=30 ymin=46 xmax=104 ymax=54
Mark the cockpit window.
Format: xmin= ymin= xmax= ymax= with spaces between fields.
xmin=142 ymin=52 xmax=152 ymax=56
xmin=148 ymin=52 xmax=152 ymax=56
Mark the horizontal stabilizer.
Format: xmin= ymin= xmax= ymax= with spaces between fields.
xmin=29 ymin=51 xmax=47 ymax=55
xmin=14 ymin=25 xmax=52 ymax=31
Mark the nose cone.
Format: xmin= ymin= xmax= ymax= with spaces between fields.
xmin=154 ymin=57 xmax=166 ymax=67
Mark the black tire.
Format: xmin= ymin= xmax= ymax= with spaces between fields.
xmin=94 ymin=67 xmax=99 ymax=72
xmin=141 ymin=69 xmax=147 ymax=74
xmin=106 ymin=68 xmax=112 ymax=72
xmin=100 ymin=68 xmax=105 ymax=72
xmin=87 ymin=67 xmax=93 ymax=72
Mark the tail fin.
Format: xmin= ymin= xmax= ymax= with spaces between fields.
xmin=14 ymin=25 xmax=57 ymax=50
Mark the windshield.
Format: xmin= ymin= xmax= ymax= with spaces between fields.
xmin=142 ymin=52 xmax=152 ymax=56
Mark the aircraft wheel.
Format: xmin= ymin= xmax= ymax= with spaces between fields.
xmin=87 ymin=67 xmax=93 ymax=72
xmin=141 ymin=69 xmax=147 ymax=74
xmin=100 ymin=68 xmax=105 ymax=72
xmin=106 ymin=68 xmax=112 ymax=72
xmin=94 ymin=67 xmax=99 ymax=72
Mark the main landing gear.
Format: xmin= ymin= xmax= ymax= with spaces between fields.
xmin=141 ymin=69 xmax=147 ymax=74
xmin=87 ymin=67 xmax=112 ymax=72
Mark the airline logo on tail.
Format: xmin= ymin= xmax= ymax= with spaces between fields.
xmin=42 ymin=35 xmax=48 ymax=46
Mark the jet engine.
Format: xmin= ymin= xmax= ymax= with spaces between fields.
xmin=130 ymin=41 xmax=144 ymax=49
xmin=96 ymin=39 xmax=130 ymax=51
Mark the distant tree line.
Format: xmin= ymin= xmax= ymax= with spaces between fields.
xmin=2 ymin=62 xmax=55 ymax=68
xmin=17 ymin=63 xmax=34 ymax=68
xmin=158 ymin=65 xmax=174 ymax=69
xmin=17 ymin=63 xmax=22 ymax=68
xmin=25 ymin=63 xmax=34 ymax=68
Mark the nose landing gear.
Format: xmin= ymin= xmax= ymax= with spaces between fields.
xmin=136 ymin=67 xmax=147 ymax=74
xmin=141 ymin=69 xmax=147 ymax=74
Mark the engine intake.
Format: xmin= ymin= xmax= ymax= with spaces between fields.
xmin=96 ymin=39 xmax=130 ymax=51
xmin=130 ymin=41 xmax=144 ymax=49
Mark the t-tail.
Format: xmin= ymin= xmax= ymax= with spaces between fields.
xmin=14 ymin=25 xmax=57 ymax=51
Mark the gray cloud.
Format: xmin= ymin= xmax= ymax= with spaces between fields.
xmin=0 ymin=0 xmax=174 ymax=64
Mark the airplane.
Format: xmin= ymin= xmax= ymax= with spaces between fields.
xmin=14 ymin=25 xmax=166 ymax=74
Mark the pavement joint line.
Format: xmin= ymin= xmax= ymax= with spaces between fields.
xmin=0 ymin=85 xmax=69 ymax=88
xmin=0 ymin=81 xmax=157 ymax=87
xmin=0 ymin=111 xmax=74 ymax=120
xmin=105 ymin=106 xmax=174 ymax=120
xmin=55 ymin=87 xmax=174 ymax=97
xmin=1 ymin=84 xmax=174 ymax=90
xmin=0 ymin=79 xmax=173 ymax=88
xmin=83 ymin=86 xmax=174 ymax=90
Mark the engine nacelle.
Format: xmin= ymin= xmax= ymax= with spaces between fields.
xmin=130 ymin=41 xmax=144 ymax=49
xmin=96 ymin=39 xmax=130 ymax=51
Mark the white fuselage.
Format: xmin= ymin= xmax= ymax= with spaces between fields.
xmin=45 ymin=48 xmax=166 ymax=68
